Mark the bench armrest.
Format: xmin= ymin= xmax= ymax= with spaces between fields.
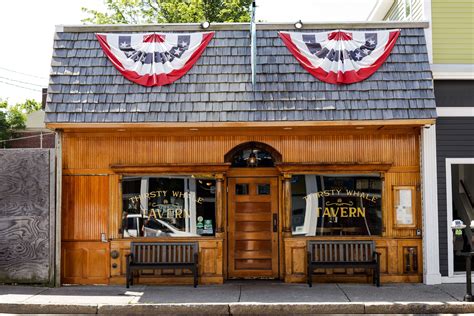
xmin=373 ymin=251 xmax=381 ymax=261
xmin=125 ymin=253 xmax=133 ymax=263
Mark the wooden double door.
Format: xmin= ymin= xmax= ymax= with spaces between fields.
xmin=227 ymin=177 xmax=279 ymax=278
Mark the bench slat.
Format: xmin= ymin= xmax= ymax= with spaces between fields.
xmin=308 ymin=240 xmax=376 ymax=263
xmin=307 ymin=240 xmax=380 ymax=287
xmin=130 ymin=242 xmax=198 ymax=264
xmin=127 ymin=242 xmax=199 ymax=288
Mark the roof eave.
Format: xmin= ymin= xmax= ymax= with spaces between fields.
xmin=57 ymin=21 xmax=429 ymax=33
xmin=45 ymin=119 xmax=436 ymax=131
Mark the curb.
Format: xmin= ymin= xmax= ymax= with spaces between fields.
xmin=229 ymin=302 xmax=366 ymax=314
xmin=0 ymin=303 xmax=97 ymax=314
xmin=364 ymin=302 xmax=474 ymax=314
xmin=1 ymin=302 xmax=474 ymax=314
xmin=98 ymin=303 xmax=229 ymax=315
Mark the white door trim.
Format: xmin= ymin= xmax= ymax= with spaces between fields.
xmin=445 ymin=158 xmax=474 ymax=281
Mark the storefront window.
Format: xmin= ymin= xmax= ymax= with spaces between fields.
xmin=122 ymin=175 xmax=216 ymax=238
xmin=291 ymin=174 xmax=382 ymax=236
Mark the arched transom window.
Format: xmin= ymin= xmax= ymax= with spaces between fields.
xmin=225 ymin=142 xmax=281 ymax=168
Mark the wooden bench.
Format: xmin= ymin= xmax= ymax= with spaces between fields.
xmin=307 ymin=240 xmax=380 ymax=287
xmin=126 ymin=242 xmax=199 ymax=288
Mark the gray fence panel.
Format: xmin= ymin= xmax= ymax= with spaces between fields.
xmin=0 ymin=149 xmax=55 ymax=285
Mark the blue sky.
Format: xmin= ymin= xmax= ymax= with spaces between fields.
xmin=0 ymin=0 xmax=376 ymax=104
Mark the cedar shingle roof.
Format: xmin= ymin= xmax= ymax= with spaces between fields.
xmin=45 ymin=23 xmax=436 ymax=123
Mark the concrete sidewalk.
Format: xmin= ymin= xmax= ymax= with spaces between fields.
xmin=1 ymin=281 xmax=474 ymax=314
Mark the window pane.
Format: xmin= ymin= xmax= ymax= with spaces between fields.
xmin=257 ymin=183 xmax=271 ymax=195
xmin=122 ymin=176 xmax=216 ymax=238
xmin=291 ymin=174 xmax=383 ymax=236
xmin=231 ymin=148 xmax=275 ymax=167
xmin=236 ymin=183 xmax=249 ymax=195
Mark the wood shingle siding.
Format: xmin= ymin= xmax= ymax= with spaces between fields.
xmin=45 ymin=25 xmax=436 ymax=124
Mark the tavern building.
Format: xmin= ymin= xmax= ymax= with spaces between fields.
xmin=45 ymin=21 xmax=439 ymax=285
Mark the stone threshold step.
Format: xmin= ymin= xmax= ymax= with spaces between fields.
xmin=2 ymin=302 xmax=474 ymax=315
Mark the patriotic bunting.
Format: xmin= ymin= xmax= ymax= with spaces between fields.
xmin=96 ymin=32 xmax=214 ymax=86
xmin=279 ymin=29 xmax=400 ymax=84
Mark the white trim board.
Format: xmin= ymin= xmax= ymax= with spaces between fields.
xmin=437 ymin=107 xmax=474 ymax=117
xmin=432 ymin=64 xmax=474 ymax=80
xmin=422 ymin=125 xmax=442 ymax=284
xmin=423 ymin=0 xmax=433 ymax=64
xmin=367 ymin=0 xmax=395 ymax=21
xmin=442 ymin=274 xmax=474 ymax=283
xmin=444 ymin=158 xmax=474 ymax=282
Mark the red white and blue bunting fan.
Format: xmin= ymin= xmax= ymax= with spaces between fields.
xmin=96 ymin=32 xmax=214 ymax=86
xmin=279 ymin=29 xmax=400 ymax=84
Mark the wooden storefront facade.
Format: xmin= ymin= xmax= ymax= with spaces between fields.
xmin=56 ymin=123 xmax=426 ymax=285
xmin=45 ymin=22 xmax=438 ymax=285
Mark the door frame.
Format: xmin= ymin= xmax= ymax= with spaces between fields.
xmin=445 ymin=158 xmax=474 ymax=282
xmin=225 ymin=168 xmax=282 ymax=279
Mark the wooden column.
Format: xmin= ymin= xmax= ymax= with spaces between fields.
xmin=215 ymin=174 xmax=225 ymax=237
xmin=282 ymin=173 xmax=292 ymax=237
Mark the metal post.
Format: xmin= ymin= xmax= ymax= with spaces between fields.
xmin=465 ymin=254 xmax=473 ymax=301
xmin=250 ymin=0 xmax=257 ymax=85
xmin=461 ymin=224 xmax=474 ymax=302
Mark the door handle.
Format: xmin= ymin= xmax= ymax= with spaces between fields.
xmin=273 ymin=214 xmax=278 ymax=232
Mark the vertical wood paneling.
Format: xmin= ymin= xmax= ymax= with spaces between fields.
xmin=61 ymin=128 xmax=422 ymax=284
xmin=109 ymin=239 xmax=223 ymax=285
xmin=62 ymin=132 xmax=420 ymax=169
xmin=61 ymin=241 xmax=109 ymax=284
xmin=109 ymin=175 xmax=120 ymax=240
xmin=62 ymin=175 xmax=109 ymax=241
xmin=62 ymin=131 xmax=421 ymax=240
xmin=285 ymin=237 xmax=422 ymax=283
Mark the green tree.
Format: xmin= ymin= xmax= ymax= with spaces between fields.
xmin=0 ymin=102 xmax=9 ymax=143
xmin=82 ymin=0 xmax=251 ymax=24
xmin=0 ymin=99 xmax=42 ymax=146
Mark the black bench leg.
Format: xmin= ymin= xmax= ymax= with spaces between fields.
xmin=193 ymin=266 xmax=198 ymax=288
xmin=126 ymin=264 xmax=130 ymax=288
xmin=193 ymin=267 xmax=198 ymax=288
xmin=307 ymin=251 xmax=312 ymax=287
xmin=375 ymin=263 xmax=380 ymax=287
xmin=193 ymin=253 xmax=198 ymax=288
xmin=372 ymin=267 xmax=376 ymax=285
